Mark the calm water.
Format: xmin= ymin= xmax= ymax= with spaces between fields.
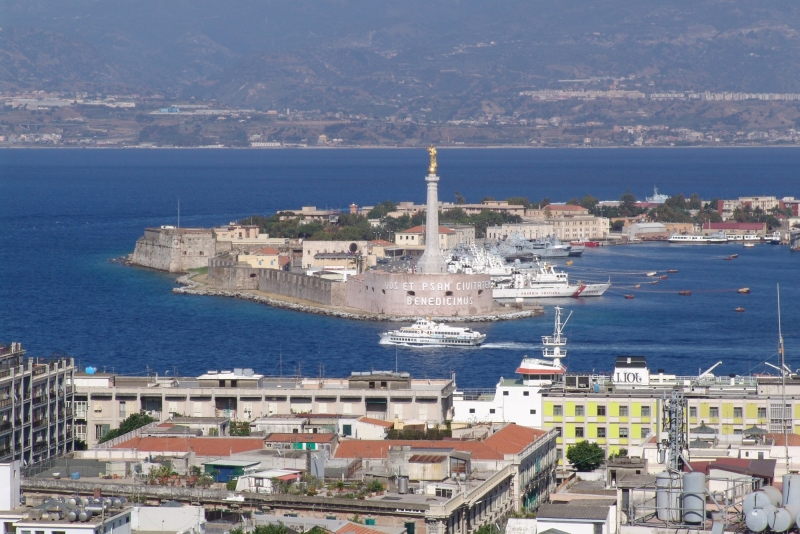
xmin=1 ymin=148 xmax=798 ymax=387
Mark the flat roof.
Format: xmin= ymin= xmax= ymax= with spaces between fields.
xmin=203 ymin=459 xmax=260 ymax=467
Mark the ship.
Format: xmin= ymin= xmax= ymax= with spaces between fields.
xmin=790 ymin=231 xmax=800 ymax=251
xmin=379 ymin=318 xmax=487 ymax=346
xmin=530 ymin=235 xmax=572 ymax=258
xmin=646 ymin=186 xmax=670 ymax=204
xmin=667 ymin=232 xmax=728 ymax=244
xmin=492 ymin=262 xmax=610 ymax=300
xmin=514 ymin=306 xmax=570 ymax=383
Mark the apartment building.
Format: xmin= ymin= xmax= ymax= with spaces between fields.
xmin=73 ymin=369 xmax=455 ymax=448
xmin=486 ymin=222 xmax=555 ymax=241
xmin=717 ymin=196 xmax=780 ymax=220
xmin=545 ymin=215 xmax=610 ymax=241
xmin=0 ymin=343 xmax=75 ymax=464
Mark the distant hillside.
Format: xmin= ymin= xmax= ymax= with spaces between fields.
xmin=4 ymin=0 xmax=800 ymax=116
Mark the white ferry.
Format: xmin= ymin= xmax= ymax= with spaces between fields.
xmin=379 ymin=318 xmax=487 ymax=346
xmin=492 ymin=262 xmax=610 ymax=299
xmin=667 ymin=232 xmax=728 ymax=244
xmin=726 ymin=234 xmax=761 ymax=242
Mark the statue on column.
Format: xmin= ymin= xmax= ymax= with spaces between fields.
xmin=427 ymin=145 xmax=437 ymax=175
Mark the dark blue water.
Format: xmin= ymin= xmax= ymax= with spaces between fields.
xmin=1 ymin=148 xmax=798 ymax=386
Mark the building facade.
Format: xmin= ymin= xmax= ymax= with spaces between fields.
xmin=0 ymin=343 xmax=75 ymax=464
xmin=72 ymin=370 xmax=455 ymax=448
xmin=486 ymin=223 xmax=555 ymax=241
xmin=546 ymin=216 xmax=610 ymax=241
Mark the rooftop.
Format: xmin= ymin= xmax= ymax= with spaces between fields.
xmin=264 ymin=433 xmax=336 ymax=443
xmin=113 ymin=436 xmax=265 ymax=455
xmin=397 ymin=225 xmax=456 ymax=235
xmin=358 ymin=416 xmax=394 ymax=428
xmin=536 ymin=503 xmax=610 ymax=521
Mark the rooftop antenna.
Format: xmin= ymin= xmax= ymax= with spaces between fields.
xmin=779 ymin=283 xmax=789 ymax=471
xmin=178 ymin=197 xmax=180 ymax=228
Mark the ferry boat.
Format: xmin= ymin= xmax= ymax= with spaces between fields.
xmin=492 ymin=262 xmax=610 ymax=300
xmin=667 ymin=232 xmax=728 ymax=244
xmin=379 ymin=318 xmax=487 ymax=346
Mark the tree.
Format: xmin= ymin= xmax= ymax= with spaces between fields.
xmin=580 ymin=194 xmax=599 ymax=211
xmin=566 ymin=441 xmax=605 ymax=471
xmin=482 ymin=196 xmax=496 ymax=202
xmin=367 ymin=200 xmax=397 ymax=219
xmin=619 ymin=189 xmax=638 ymax=217
xmin=506 ymin=196 xmax=532 ymax=209
xmin=454 ymin=192 xmax=467 ymax=205
xmin=566 ymin=197 xmax=580 ymax=206
xmin=98 ymin=412 xmax=156 ymax=444
xmin=611 ymin=220 xmax=626 ymax=232
xmin=664 ymin=194 xmax=686 ymax=210
xmin=687 ymin=193 xmax=702 ymax=210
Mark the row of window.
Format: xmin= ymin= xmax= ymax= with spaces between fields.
xmin=469 ymin=408 xmax=537 ymax=415
xmin=552 ymin=405 xmax=651 ymax=417
xmin=689 ymin=406 xmax=765 ymax=419
xmin=554 ymin=426 xmax=651 ymax=439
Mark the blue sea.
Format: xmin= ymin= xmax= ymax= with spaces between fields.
xmin=1 ymin=148 xmax=798 ymax=387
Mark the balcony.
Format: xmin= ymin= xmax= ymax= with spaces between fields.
xmin=32 ymin=419 xmax=47 ymax=429
xmin=32 ymin=395 xmax=48 ymax=407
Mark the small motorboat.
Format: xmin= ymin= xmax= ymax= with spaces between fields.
xmin=738 ymin=288 xmax=751 ymax=294
xmin=723 ymin=256 xmax=734 ymax=261
xmin=646 ymin=271 xmax=657 ymax=277
xmin=625 ymin=294 xmax=635 ymax=299
xmin=634 ymin=284 xmax=641 ymax=289
xmin=667 ymin=269 xmax=678 ymax=274
xmin=566 ymin=260 xmax=574 ymax=266
xmin=660 ymin=275 xmax=668 ymax=280
xmin=735 ymin=307 xmax=746 ymax=312
xmin=730 ymin=254 xmax=739 ymax=259
xmin=743 ymin=243 xmax=755 ymax=248
xmin=679 ymin=291 xmax=692 ymax=296
xmin=650 ymin=280 xmax=659 ymax=285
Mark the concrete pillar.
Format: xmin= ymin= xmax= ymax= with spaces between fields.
xmin=417 ymin=171 xmax=447 ymax=274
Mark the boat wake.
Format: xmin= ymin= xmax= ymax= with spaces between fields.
xmin=480 ymin=342 xmax=540 ymax=350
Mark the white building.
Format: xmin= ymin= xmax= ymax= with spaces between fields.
xmin=131 ymin=504 xmax=205 ymax=534
xmin=486 ymin=223 xmax=555 ymax=241
xmin=235 ymin=469 xmax=302 ymax=494
xmin=536 ymin=502 xmax=616 ymax=534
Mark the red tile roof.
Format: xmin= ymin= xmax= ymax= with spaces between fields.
xmin=544 ymin=205 xmax=589 ymax=212
xmin=358 ymin=417 xmax=394 ymax=428
xmin=336 ymin=522 xmax=389 ymax=534
xmin=279 ymin=256 xmax=292 ymax=267
xmin=409 ymin=454 xmax=447 ymax=463
xmin=334 ymin=424 xmax=547 ymax=460
xmin=705 ymin=222 xmax=765 ymax=230
xmin=265 ymin=433 xmax=336 ymax=443
xmin=255 ymin=247 xmax=281 ymax=255
xmin=397 ymin=225 xmax=456 ymax=235
xmin=768 ymin=433 xmax=800 ymax=446
xmin=113 ymin=437 xmax=264 ymax=455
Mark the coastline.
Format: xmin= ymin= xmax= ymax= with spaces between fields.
xmin=172 ymin=273 xmax=545 ymax=323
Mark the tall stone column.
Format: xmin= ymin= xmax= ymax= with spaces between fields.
xmin=417 ymin=171 xmax=448 ymax=274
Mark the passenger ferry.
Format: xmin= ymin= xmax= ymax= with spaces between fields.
xmin=379 ymin=318 xmax=487 ymax=346
xmin=492 ymin=262 xmax=610 ymax=299
xmin=667 ymin=232 xmax=728 ymax=244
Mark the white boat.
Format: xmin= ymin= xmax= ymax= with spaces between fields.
xmin=515 ymin=306 xmax=571 ymax=383
xmin=379 ymin=318 xmax=487 ymax=346
xmin=743 ymin=243 xmax=756 ymax=248
xmin=492 ymin=262 xmax=610 ymax=300
xmin=646 ymin=186 xmax=670 ymax=204
xmin=667 ymin=232 xmax=728 ymax=244
xmin=726 ymin=234 xmax=761 ymax=242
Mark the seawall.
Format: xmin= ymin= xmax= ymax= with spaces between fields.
xmin=131 ymin=227 xmax=225 ymax=273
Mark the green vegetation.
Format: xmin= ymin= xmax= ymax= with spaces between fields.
xmin=230 ymin=421 xmax=251 ymax=436
xmin=386 ymin=425 xmax=451 ymax=440
xmin=226 ymin=480 xmax=238 ymax=490
xmin=98 ymin=412 xmax=156 ymax=444
xmin=566 ymin=441 xmax=605 ymax=471
xmin=230 ymin=525 xmax=289 ymax=534
xmin=474 ymin=525 xmax=501 ymax=534
xmin=608 ymin=448 xmax=629 ymax=460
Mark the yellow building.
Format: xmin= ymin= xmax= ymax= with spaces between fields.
xmin=238 ymin=247 xmax=289 ymax=270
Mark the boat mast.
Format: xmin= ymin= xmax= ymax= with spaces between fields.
xmin=778 ymin=283 xmax=788 ymax=472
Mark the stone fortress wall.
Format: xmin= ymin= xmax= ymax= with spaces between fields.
xmin=132 ymin=228 xmax=228 ymax=273
xmin=208 ymin=258 xmax=347 ymax=306
xmin=346 ymin=271 xmax=494 ymax=317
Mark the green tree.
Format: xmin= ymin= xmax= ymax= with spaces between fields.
xmin=367 ymin=200 xmax=397 ymax=219
xmin=566 ymin=441 xmax=605 ymax=471
xmin=454 ymin=192 xmax=467 ymax=205
xmin=474 ymin=525 xmax=500 ymax=534
xmin=506 ymin=196 xmax=532 ymax=209
xmin=566 ymin=197 xmax=580 ymax=206
xmin=98 ymin=412 xmax=156 ymax=444
xmin=226 ymin=480 xmax=238 ymax=490
xmin=619 ymin=189 xmax=638 ymax=217
xmin=687 ymin=193 xmax=702 ymax=210
xmin=580 ymin=194 xmax=599 ymax=211
xmin=482 ymin=196 xmax=496 ymax=202
xmin=664 ymin=194 xmax=687 ymax=210
xmin=611 ymin=220 xmax=626 ymax=232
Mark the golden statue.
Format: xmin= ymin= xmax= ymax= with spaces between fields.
xmin=427 ymin=145 xmax=438 ymax=174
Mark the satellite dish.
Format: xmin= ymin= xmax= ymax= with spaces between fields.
xmin=349 ymin=242 xmax=358 ymax=253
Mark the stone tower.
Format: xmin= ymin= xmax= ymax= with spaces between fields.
xmin=416 ymin=147 xmax=448 ymax=274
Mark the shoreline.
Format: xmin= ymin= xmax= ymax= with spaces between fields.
xmin=173 ymin=274 xmax=545 ymax=323
xmin=5 ymin=145 xmax=800 ymax=150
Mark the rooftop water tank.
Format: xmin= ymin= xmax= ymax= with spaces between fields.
xmin=784 ymin=475 xmax=800 ymax=507
xmin=656 ymin=471 xmax=682 ymax=522
xmin=771 ymin=504 xmax=800 ymax=532
xmin=682 ymin=471 xmax=706 ymax=524
xmin=747 ymin=505 xmax=775 ymax=533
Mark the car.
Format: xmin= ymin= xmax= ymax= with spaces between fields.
xmin=377 ymin=258 xmax=389 ymax=264
xmin=400 ymin=255 xmax=412 ymax=260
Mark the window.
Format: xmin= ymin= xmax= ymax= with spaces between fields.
xmin=640 ymin=427 xmax=651 ymax=438
xmin=503 ymin=391 xmax=509 ymax=396
xmin=469 ymin=408 xmax=476 ymax=414
xmin=530 ymin=409 xmax=536 ymax=414
xmin=575 ymin=427 xmax=584 ymax=438
xmin=594 ymin=523 xmax=603 ymax=534
xmin=619 ymin=427 xmax=629 ymax=438
xmin=758 ymin=407 xmax=767 ymax=418
xmin=119 ymin=401 xmax=126 ymax=418
xmin=690 ymin=407 xmax=697 ymax=418
xmin=523 ymin=391 xmax=529 ymax=396
xmin=641 ymin=406 xmax=650 ymax=417
xmin=575 ymin=406 xmax=585 ymax=416
xmin=710 ymin=407 xmax=719 ymax=418
xmin=597 ymin=427 xmax=606 ymax=438
xmin=75 ymin=401 xmax=88 ymax=419
xmin=553 ymin=405 xmax=563 ymax=416
xmin=619 ymin=406 xmax=628 ymax=417
xmin=734 ymin=407 xmax=743 ymax=418
xmin=597 ymin=406 xmax=606 ymax=417
xmin=75 ymin=424 xmax=87 ymax=440
xmin=489 ymin=409 xmax=495 ymax=414
xmin=342 ymin=424 xmax=352 ymax=436
xmin=435 ymin=488 xmax=453 ymax=498
xmin=555 ymin=426 xmax=562 ymax=437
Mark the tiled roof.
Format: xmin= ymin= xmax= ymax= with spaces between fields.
xmin=113 ymin=437 xmax=264 ymax=455
xmin=255 ymin=247 xmax=281 ymax=255
xmin=537 ymin=503 xmax=610 ymax=521
xmin=397 ymin=225 xmax=456 ymax=235
xmin=336 ymin=522 xmax=388 ymax=534
xmin=546 ymin=205 xmax=589 ymax=211
xmin=334 ymin=424 xmax=547 ymax=460
xmin=768 ymin=433 xmax=800 ymax=446
xmin=358 ymin=417 xmax=394 ymax=428
xmin=265 ymin=433 xmax=336 ymax=443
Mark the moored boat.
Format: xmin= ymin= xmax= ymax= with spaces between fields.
xmin=492 ymin=262 xmax=610 ymax=300
xmin=738 ymin=288 xmax=751 ymax=294
xmin=735 ymin=307 xmax=746 ymax=313
xmin=625 ymin=294 xmax=635 ymax=299
xmin=679 ymin=291 xmax=691 ymax=296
